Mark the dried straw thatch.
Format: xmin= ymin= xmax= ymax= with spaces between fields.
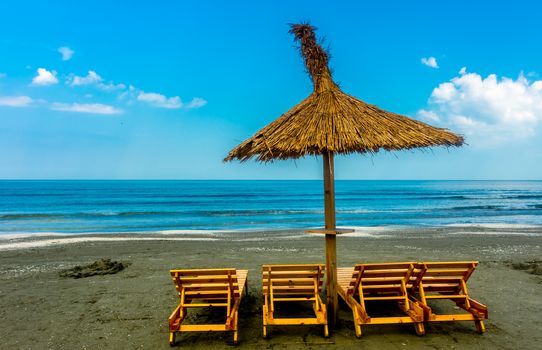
xmin=225 ymin=23 xmax=463 ymax=162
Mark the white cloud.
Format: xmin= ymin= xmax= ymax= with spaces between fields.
xmin=421 ymin=56 xmax=439 ymax=69
xmin=135 ymin=91 xmax=207 ymax=109
xmin=31 ymin=68 xmax=59 ymax=86
xmin=185 ymin=97 xmax=207 ymax=109
xmin=137 ymin=91 xmax=182 ymax=108
xmin=98 ymin=81 xmax=126 ymax=91
xmin=417 ymin=109 xmax=440 ymax=122
xmin=69 ymin=70 xmax=102 ymax=86
xmin=459 ymin=66 xmax=467 ymax=75
xmin=68 ymin=70 xmax=126 ymax=91
xmin=0 ymin=96 xmax=33 ymax=107
xmin=51 ymin=102 xmax=122 ymax=115
xmin=58 ymin=46 xmax=74 ymax=61
xmin=418 ymin=71 xmax=542 ymax=146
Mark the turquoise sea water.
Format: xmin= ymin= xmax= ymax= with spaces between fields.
xmin=0 ymin=180 xmax=541 ymax=234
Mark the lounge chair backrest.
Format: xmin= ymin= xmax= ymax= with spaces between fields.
xmin=170 ymin=268 xmax=241 ymax=300
xmin=412 ymin=262 xmax=478 ymax=293
xmin=262 ymin=264 xmax=325 ymax=296
xmin=347 ymin=262 xmax=416 ymax=296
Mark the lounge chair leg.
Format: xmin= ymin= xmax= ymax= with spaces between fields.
xmin=324 ymin=324 xmax=329 ymax=338
xmin=352 ymin=310 xmax=362 ymax=338
xmin=354 ymin=323 xmax=362 ymax=338
xmin=475 ymin=320 xmax=485 ymax=333
xmin=169 ymin=332 xmax=176 ymax=347
xmin=234 ymin=312 xmax=239 ymax=344
xmin=262 ymin=305 xmax=268 ymax=338
xmin=414 ymin=322 xmax=425 ymax=336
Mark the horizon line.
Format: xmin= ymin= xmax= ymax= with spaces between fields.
xmin=1 ymin=179 xmax=541 ymax=181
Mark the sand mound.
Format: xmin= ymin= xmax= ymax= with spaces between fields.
xmin=511 ymin=260 xmax=542 ymax=276
xmin=60 ymin=258 xmax=127 ymax=278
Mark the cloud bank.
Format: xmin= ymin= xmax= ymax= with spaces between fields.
xmin=68 ymin=70 xmax=126 ymax=91
xmin=7 ymin=65 xmax=206 ymax=114
xmin=51 ymin=102 xmax=122 ymax=115
xmin=0 ymin=96 xmax=33 ymax=107
xmin=69 ymin=70 xmax=102 ymax=86
xmin=418 ymin=68 xmax=542 ymax=146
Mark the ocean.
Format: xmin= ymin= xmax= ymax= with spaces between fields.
xmin=0 ymin=180 xmax=541 ymax=234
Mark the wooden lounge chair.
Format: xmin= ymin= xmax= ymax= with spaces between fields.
xmin=262 ymin=264 xmax=328 ymax=338
xmin=410 ymin=261 xmax=488 ymax=333
xmin=168 ymin=268 xmax=248 ymax=346
xmin=337 ymin=262 xmax=425 ymax=337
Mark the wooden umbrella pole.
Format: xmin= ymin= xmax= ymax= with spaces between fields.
xmin=323 ymin=151 xmax=338 ymax=327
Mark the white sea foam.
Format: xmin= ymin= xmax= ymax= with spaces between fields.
xmin=446 ymin=223 xmax=541 ymax=229
xmin=0 ymin=236 xmax=218 ymax=251
xmin=447 ymin=230 xmax=541 ymax=236
xmin=156 ymin=229 xmax=224 ymax=235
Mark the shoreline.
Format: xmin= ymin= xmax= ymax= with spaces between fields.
xmin=1 ymin=224 xmax=542 ymax=252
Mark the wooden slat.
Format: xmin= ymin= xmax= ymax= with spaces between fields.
xmin=183 ymin=285 xmax=233 ymax=292
xmin=355 ymin=262 xmax=415 ymax=270
xmin=364 ymin=316 xmax=418 ymax=325
xmin=421 ymin=277 xmax=463 ymax=284
xmin=362 ymin=270 xmax=414 ymax=278
xmin=430 ymin=314 xmax=479 ymax=322
xmin=176 ymin=276 xmax=239 ymax=283
xmin=185 ymin=290 xmax=229 ymax=296
xmin=422 ymin=284 xmax=460 ymax=289
xmin=267 ymin=318 xmax=324 ymax=325
xmin=183 ymin=303 xmax=229 ymax=308
xmin=178 ymin=324 xmax=228 ymax=331
xmin=263 ymin=272 xmax=324 ymax=279
xmin=418 ymin=262 xmax=478 ymax=269
xmin=358 ymin=279 xmax=404 ymax=286
xmin=362 ymin=285 xmax=403 ymax=290
xmin=422 ymin=269 xmax=469 ymax=277
xmin=263 ymin=280 xmax=323 ymax=286
xmin=364 ymin=296 xmax=404 ymax=301
xmin=262 ymin=264 xmax=325 ymax=271
xmin=424 ymin=294 xmax=467 ymax=299
xmin=171 ymin=268 xmax=238 ymax=275
xmin=274 ymin=297 xmax=316 ymax=302
xmin=263 ymin=288 xmax=316 ymax=294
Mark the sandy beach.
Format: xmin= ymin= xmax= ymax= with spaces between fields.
xmin=1 ymin=226 xmax=541 ymax=350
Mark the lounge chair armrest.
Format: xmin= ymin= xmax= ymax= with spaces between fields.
xmin=468 ymin=298 xmax=488 ymax=319
xmin=168 ymin=304 xmax=183 ymax=330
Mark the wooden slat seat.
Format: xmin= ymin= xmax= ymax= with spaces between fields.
xmin=262 ymin=264 xmax=328 ymax=338
xmin=337 ymin=262 xmax=425 ymax=337
xmin=410 ymin=261 xmax=488 ymax=333
xmin=168 ymin=268 xmax=248 ymax=346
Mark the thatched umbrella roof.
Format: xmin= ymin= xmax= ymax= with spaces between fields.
xmin=225 ymin=23 xmax=463 ymax=162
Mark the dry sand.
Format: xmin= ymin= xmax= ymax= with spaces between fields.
xmin=1 ymin=226 xmax=541 ymax=349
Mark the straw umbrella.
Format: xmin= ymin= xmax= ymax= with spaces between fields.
xmin=224 ymin=23 xmax=464 ymax=327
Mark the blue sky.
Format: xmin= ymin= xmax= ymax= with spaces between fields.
xmin=1 ymin=0 xmax=541 ymax=180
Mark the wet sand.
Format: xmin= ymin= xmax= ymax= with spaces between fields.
xmin=1 ymin=226 xmax=541 ymax=349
